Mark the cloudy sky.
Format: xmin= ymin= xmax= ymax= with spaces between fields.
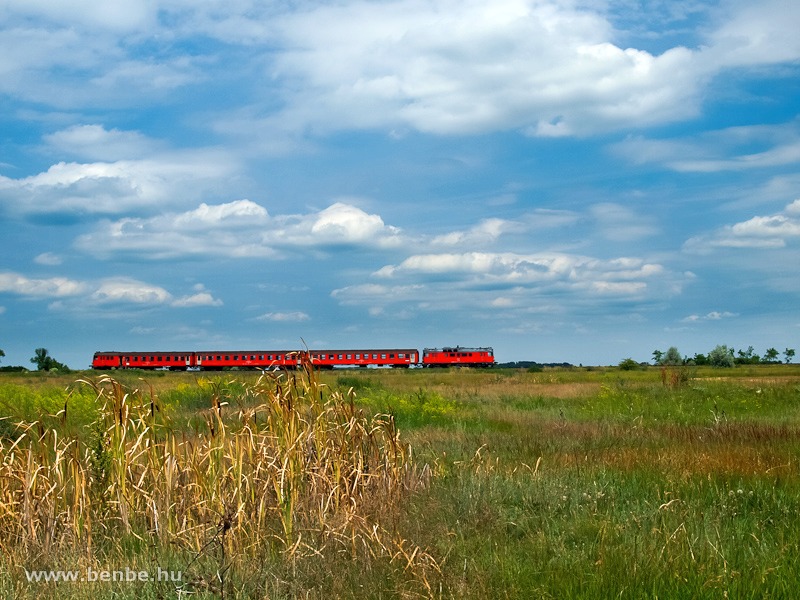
xmin=1 ymin=0 xmax=799 ymax=368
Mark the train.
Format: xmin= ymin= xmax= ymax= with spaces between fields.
xmin=91 ymin=346 xmax=495 ymax=371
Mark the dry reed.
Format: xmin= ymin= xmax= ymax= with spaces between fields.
xmin=0 ymin=356 xmax=438 ymax=595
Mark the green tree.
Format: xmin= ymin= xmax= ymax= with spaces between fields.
xmin=708 ymin=344 xmax=735 ymax=368
xmin=785 ymin=348 xmax=796 ymax=364
xmin=735 ymin=346 xmax=759 ymax=365
xmin=618 ymin=357 xmax=640 ymax=371
xmin=30 ymin=348 xmax=68 ymax=372
xmin=661 ymin=346 xmax=683 ymax=366
xmin=0 ymin=348 xmax=4 ymax=364
xmin=763 ymin=348 xmax=780 ymax=363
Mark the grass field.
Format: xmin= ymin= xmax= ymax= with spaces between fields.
xmin=1 ymin=364 xmax=800 ymax=598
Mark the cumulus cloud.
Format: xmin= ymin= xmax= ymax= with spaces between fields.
xmin=90 ymin=279 xmax=172 ymax=304
xmin=75 ymin=200 xmax=406 ymax=259
xmin=256 ymin=311 xmax=311 ymax=322
xmin=172 ymin=292 xmax=224 ymax=308
xmin=221 ymin=0 xmax=706 ymax=139
xmin=0 ymin=271 xmax=87 ymax=297
xmin=0 ymin=269 xmax=225 ymax=310
xmin=0 ymin=149 xmax=238 ymax=218
xmin=682 ymin=311 xmax=738 ymax=322
xmin=375 ymin=252 xmax=664 ymax=290
xmin=684 ymin=200 xmax=800 ymax=253
xmin=332 ymin=249 xmax=676 ymax=318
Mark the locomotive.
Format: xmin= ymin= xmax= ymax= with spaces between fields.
xmin=92 ymin=346 xmax=495 ymax=370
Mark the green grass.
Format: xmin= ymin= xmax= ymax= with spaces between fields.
xmin=2 ymin=364 xmax=800 ymax=598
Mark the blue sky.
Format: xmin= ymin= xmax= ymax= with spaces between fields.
xmin=1 ymin=0 xmax=799 ymax=369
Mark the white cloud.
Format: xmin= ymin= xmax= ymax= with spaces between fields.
xmin=0 ymin=271 xmax=87 ymax=297
xmin=90 ymin=279 xmax=172 ymax=304
xmin=3 ymin=0 xmax=156 ymax=32
xmin=612 ymin=122 xmax=800 ymax=173
xmin=172 ymin=292 xmax=223 ymax=308
xmin=682 ymin=311 xmax=738 ymax=322
xmin=34 ymin=252 xmax=63 ymax=266
xmin=43 ymin=124 xmax=161 ymax=161
xmin=365 ymin=251 xmax=671 ymax=316
xmin=684 ymin=200 xmax=800 ymax=253
xmin=227 ymin=0 xmax=706 ymax=139
xmin=256 ymin=311 xmax=310 ymax=322
xmin=704 ymin=0 xmax=800 ymax=68
xmin=432 ymin=218 xmax=521 ymax=246
xmin=307 ymin=202 xmax=402 ymax=246
xmin=76 ymin=200 xmax=406 ymax=259
xmin=0 ymin=151 xmax=238 ymax=217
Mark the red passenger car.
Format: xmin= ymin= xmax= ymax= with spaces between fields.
xmin=118 ymin=352 xmax=195 ymax=370
xmin=309 ymin=349 xmax=418 ymax=369
xmin=195 ymin=351 xmax=300 ymax=370
xmin=422 ymin=346 xmax=495 ymax=368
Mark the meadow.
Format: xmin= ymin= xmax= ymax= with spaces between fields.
xmin=1 ymin=363 xmax=800 ymax=598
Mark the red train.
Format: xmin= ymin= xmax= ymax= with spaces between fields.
xmin=91 ymin=346 xmax=495 ymax=370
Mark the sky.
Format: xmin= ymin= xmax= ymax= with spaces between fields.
xmin=1 ymin=0 xmax=799 ymax=369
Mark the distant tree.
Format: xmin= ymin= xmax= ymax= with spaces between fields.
xmin=30 ymin=348 xmax=69 ymax=372
xmin=735 ymin=346 xmax=760 ymax=365
xmin=763 ymin=348 xmax=780 ymax=364
xmin=708 ymin=345 xmax=735 ymax=368
xmin=618 ymin=357 xmax=640 ymax=371
xmin=0 ymin=349 xmax=4 ymax=364
xmin=692 ymin=353 xmax=708 ymax=366
xmin=652 ymin=349 xmax=664 ymax=365
xmin=785 ymin=348 xmax=796 ymax=364
xmin=661 ymin=346 xmax=683 ymax=366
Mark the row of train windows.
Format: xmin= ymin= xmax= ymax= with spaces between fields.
xmin=311 ymin=353 xmax=409 ymax=360
xmin=200 ymin=355 xmax=285 ymax=361
xmin=126 ymin=356 xmax=188 ymax=362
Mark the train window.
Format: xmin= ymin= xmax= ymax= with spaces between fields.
xmin=372 ymin=354 xmax=378 ymax=359
xmin=390 ymin=353 xmax=395 ymax=358
xmin=338 ymin=354 xmax=343 ymax=360
xmin=381 ymin=354 xmax=387 ymax=359
xmin=355 ymin=354 xmax=360 ymax=359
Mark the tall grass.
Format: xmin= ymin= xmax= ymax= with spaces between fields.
xmin=0 ymin=359 xmax=436 ymax=597
xmin=3 ymin=364 xmax=800 ymax=597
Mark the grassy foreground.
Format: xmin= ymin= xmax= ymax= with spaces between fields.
xmin=1 ymin=364 xmax=800 ymax=598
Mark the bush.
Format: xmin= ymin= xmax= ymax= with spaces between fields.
xmin=708 ymin=344 xmax=735 ymax=368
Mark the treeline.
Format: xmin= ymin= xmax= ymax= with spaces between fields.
xmin=652 ymin=345 xmax=795 ymax=368
xmin=496 ymin=361 xmax=574 ymax=370
xmin=0 ymin=347 xmax=70 ymax=373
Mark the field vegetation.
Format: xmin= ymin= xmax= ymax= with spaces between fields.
xmin=1 ymin=363 xmax=800 ymax=598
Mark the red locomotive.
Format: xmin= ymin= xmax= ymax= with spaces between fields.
xmin=92 ymin=346 xmax=493 ymax=370
xmin=421 ymin=346 xmax=495 ymax=368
